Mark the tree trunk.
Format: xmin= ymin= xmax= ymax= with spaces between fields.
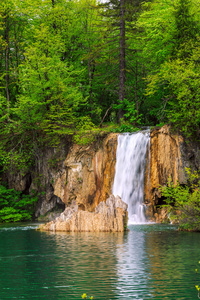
xmin=5 ymin=15 xmax=10 ymax=117
xmin=118 ymin=0 xmax=126 ymax=122
xmin=135 ymin=60 xmax=139 ymax=117
xmin=88 ymin=57 xmax=92 ymax=111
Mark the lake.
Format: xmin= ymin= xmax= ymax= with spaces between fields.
xmin=0 ymin=223 xmax=199 ymax=299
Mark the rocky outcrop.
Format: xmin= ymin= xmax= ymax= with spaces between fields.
xmin=5 ymin=125 xmax=200 ymax=223
xmin=38 ymin=195 xmax=128 ymax=232
xmin=52 ymin=133 xmax=118 ymax=212
xmin=145 ymin=125 xmax=200 ymax=222
xmin=5 ymin=133 xmax=118 ymax=219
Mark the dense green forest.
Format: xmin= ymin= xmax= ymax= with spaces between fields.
xmin=0 ymin=0 xmax=200 ymax=171
xmin=0 ymin=0 xmax=200 ymax=226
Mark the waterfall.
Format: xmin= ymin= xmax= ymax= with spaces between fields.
xmin=112 ymin=130 xmax=150 ymax=224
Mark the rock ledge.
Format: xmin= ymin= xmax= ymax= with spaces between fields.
xmin=38 ymin=195 xmax=128 ymax=232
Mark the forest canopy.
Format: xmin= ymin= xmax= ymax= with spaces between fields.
xmin=0 ymin=0 xmax=199 ymax=171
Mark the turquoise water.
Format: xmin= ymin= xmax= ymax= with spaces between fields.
xmin=0 ymin=223 xmax=199 ymax=299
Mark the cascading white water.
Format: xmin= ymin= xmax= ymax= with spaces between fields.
xmin=112 ymin=130 xmax=150 ymax=224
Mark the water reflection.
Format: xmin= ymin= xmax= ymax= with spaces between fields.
xmin=45 ymin=232 xmax=124 ymax=299
xmin=144 ymin=226 xmax=199 ymax=299
xmin=115 ymin=229 xmax=150 ymax=299
xmin=0 ymin=224 xmax=199 ymax=299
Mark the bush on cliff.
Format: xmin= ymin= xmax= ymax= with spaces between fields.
xmin=160 ymin=168 xmax=200 ymax=231
xmin=0 ymin=185 xmax=38 ymax=223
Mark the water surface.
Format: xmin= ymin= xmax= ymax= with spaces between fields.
xmin=0 ymin=223 xmax=199 ymax=299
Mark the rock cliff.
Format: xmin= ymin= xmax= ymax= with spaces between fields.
xmin=53 ymin=133 xmax=118 ymax=212
xmin=38 ymin=195 xmax=128 ymax=232
xmin=145 ymin=125 xmax=200 ymax=222
xmin=5 ymin=133 xmax=118 ymax=219
xmin=4 ymin=126 xmax=200 ymax=224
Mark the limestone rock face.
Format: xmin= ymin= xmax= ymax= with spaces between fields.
xmin=53 ymin=133 xmax=118 ymax=212
xmin=145 ymin=125 xmax=200 ymax=222
xmin=38 ymin=195 xmax=128 ymax=232
xmin=5 ymin=133 xmax=118 ymax=218
xmin=5 ymin=125 xmax=200 ymax=223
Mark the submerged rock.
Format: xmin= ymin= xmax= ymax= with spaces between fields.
xmin=38 ymin=195 xmax=128 ymax=232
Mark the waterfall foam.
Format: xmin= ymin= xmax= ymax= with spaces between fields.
xmin=112 ymin=130 xmax=150 ymax=224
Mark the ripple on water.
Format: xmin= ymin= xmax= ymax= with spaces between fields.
xmin=0 ymin=224 xmax=199 ymax=300
xmin=0 ymin=223 xmax=39 ymax=231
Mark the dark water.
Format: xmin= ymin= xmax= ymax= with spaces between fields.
xmin=0 ymin=223 xmax=199 ymax=300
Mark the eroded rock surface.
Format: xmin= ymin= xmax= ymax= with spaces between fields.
xmin=5 ymin=133 xmax=118 ymax=219
xmin=53 ymin=133 xmax=118 ymax=212
xmin=4 ymin=125 xmax=200 ymax=223
xmin=145 ymin=125 xmax=200 ymax=222
xmin=38 ymin=195 xmax=128 ymax=232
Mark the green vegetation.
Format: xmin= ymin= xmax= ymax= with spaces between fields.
xmin=0 ymin=0 xmax=199 ymax=222
xmin=0 ymin=0 xmax=199 ymax=172
xmin=160 ymin=168 xmax=200 ymax=231
xmin=0 ymin=185 xmax=38 ymax=223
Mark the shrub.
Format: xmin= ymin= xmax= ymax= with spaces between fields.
xmin=160 ymin=168 xmax=200 ymax=231
xmin=0 ymin=185 xmax=38 ymax=223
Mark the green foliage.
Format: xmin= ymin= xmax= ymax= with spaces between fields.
xmin=172 ymin=0 xmax=198 ymax=58
xmin=114 ymin=98 xmax=142 ymax=125
xmin=160 ymin=168 xmax=200 ymax=231
xmin=111 ymin=122 xmax=139 ymax=133
xmin=0 ymin=0 xmax=200 ymax=173
xmin=73 ymin=116 xmax=101 ymax=145
xmin=17 ymin=23 xmax=85 ymax=135
xmin=0 ymin=185 xmax=38 ymax=223
xmin=0 ymin=0 xmax=87 ymax=171
xmin=159 ymin=49 xmax=200 ymax=136
xmin=144 ymin=0 xmax=200 ymax=136
xmin=138 ymin=0 xmax=200 ymax=132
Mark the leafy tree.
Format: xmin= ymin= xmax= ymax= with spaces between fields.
xmin=0 ymin=0 xmax=87 ymax=171
xmin=172 ymin=0 xmax=198 ymax=58
xmin=137 ymin=0 xmax=176 ymax=124
xmin=147 ymin=43 xmax=200 ymax=136
xmin=0 ymin=0 xmax=200 ymax=176
xmin=66 ymin=0 xmax=105 ymax=123
xmin=97 ymin=0 xmax=147 ymax=123
xmin=0 ymin=0 xmax=28 ymax=113
xmin=139 ymin=0 xmax=200 ymax=132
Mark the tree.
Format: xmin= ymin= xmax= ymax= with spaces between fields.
xmin=0 ymin=0 xmax=29 ymax=117
xmin=138 ymin=0 xmax=200 ymax=132
xmin=97 ymin=0 xmax=152 ymax=124
xmin=66 ymin=0 xmax=104 ymax=122
xmin=0 ymin=0 xmax=86 ymax=171
xmin=172 ymin=0 xmax=198 ymax=58
xmin=118 ymin=0 xmax=126 ymax=121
